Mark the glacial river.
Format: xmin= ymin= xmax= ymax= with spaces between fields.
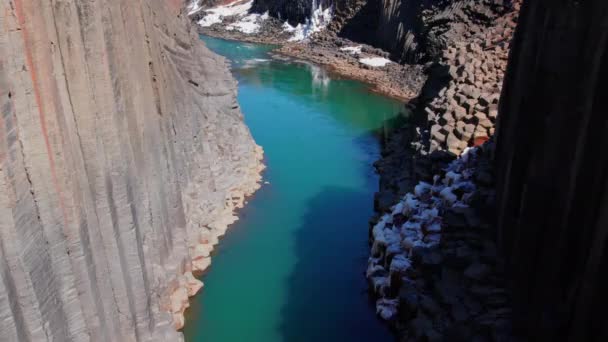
xmin=183 ymin=36 xmax=404 ymax=342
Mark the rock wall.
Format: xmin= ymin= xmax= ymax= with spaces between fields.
xmin=251 ymin=0 xmax=512 ymax=65
xmin=495 ymin=0 xmax=608 ymax=340
xmin=0 ymin=0 xmax=263 ymax=340
xmin=251 ymin=0 xmax=313 ymax=24
xmin=373 ymin=0 xmax=512 ymax=63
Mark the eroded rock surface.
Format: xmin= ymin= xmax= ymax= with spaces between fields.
xmin=0 ymin=0 xmax=263 ymax=340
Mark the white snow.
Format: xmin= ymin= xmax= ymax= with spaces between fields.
xmin=340 ymin=45 xmax=363 ymax=55
xmin=282 ymin=21 xmax=297 ymax=32
xmin=197 ymin=0 xmax=259 ymax=32
xmin=226 ymin=13 xmax=265 ymax=34
xmin=284 ymin=1 xmax=333 ymax=42
xmin=187 ymin=0 xmax=203 ymax=15
xmin=359 ymin=57 xmax=392 ymax=67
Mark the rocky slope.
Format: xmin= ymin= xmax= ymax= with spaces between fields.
xmin=0 ymin=0 xmax=263 ymax=340
xmin=367 ymin=1 xmax=521 ymax=340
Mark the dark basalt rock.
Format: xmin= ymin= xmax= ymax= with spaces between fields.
xmin=495 ymin=0 xmax=608 ymax=340
xmin=251 ymin=0 xmax=313 ymax=24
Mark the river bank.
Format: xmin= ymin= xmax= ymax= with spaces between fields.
xmin=192 ymin=2 xmax=425 ymax=101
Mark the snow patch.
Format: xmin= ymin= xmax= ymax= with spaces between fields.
xmin=198 ymin=0 xmax=262 ymax=33
xmin=187 ymin=0 xmax=203 ymax=15
xmin=226 ymin=12 xmax=268 ymax=34
xmin=340 ymin=45 xmax=362 ymax=55
xmin=359 ymin=57 xmax=392 ymax=67
xmin=284 ymin=1 xmax=333 ymax=42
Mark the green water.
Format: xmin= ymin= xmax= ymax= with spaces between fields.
xmin=184 ymin=36 xmax=405 ymax=342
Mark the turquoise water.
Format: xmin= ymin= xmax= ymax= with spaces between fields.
xmin=183 ymin=36 xmax=406 ymax=342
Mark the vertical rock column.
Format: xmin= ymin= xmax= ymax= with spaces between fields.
xmin=0 ymin=0 xmax=263 ymax=340
xmin=495 ymin=0 xmax=608 ymax=340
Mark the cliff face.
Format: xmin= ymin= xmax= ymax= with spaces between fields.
xmin=370 ymin=0 xmax=512 ymax=63
xmin=252 ymin=0 xmax=512 ymax=64
xmin=495 ymin=0 xmax=608 ymax=340
xmin=252 ymin=0 xmax=312 ymax=24
xmin=0 ymin=0 xmax=263 ymax=340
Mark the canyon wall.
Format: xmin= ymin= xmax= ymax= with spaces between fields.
xmin=252 ymin=0 xmax=512 ymax=64
xmin=252 ymin=0 xmax=312 ymax=24
xmin=0 ymin=0 xmax=263 ymax=340
xmin=372 ymin=0 xmax=512 ymax=63
xmin=495 ymin=0 xmax=608 ymax=339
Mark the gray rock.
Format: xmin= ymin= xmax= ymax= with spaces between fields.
xmin=447 ymin=133 xmax=463 ymax=152
xmin=0 ymin=0 xmax=264 ymax=338
xmin=454 ymin=105 xmax=468 ymax=120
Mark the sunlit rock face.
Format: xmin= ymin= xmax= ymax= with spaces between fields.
xmin=0 ymin=0 xmax=262 ymax=340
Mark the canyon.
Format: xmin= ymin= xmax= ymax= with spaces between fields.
xmin=1 ymin=0 xmax=606 ymax=341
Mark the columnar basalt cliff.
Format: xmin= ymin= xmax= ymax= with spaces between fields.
xmin=0 ymin=0 xmax=263 ymax=340
xmin=367 ymin=0 xmax=521 ymax=340
xmin=495 ymin=0 xmax=608 ymax=339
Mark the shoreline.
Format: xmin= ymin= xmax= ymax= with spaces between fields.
xmin=199 ymin=26 xmax=425 ymax=102
xmin=169 ymin=145 xmax=266 ymax=330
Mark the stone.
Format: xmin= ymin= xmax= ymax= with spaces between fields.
xmin=457 ymin=55 xmax=466 ymax=66
xmin=463 ymin=99 xmax=478 ymax=114
xmin=447 ymin=132 xmax=463 ymax=152
xmin=432 ymin=130 xmax=447 ymax=143
xmin=441 ymin=112 xmax=456 ymax=125
xmin=479 ymin=118 xmax=493 ymax=129
xmin=464 ymin=262 xmax=491 ymax=281
xmin=463 ymin=85 xmax=481 ymax=99
xmin=449 ymin=65 xmax=459 ymax=78
xmin=479 ymin=93 xmax=493 ymax=106
xmin=488 ymin=108 xmax=499 ymax=119
xmin=456 ymin=93 xmax=469 ymax=105
xmin=454 ymin=105 xmax=468 ymax=120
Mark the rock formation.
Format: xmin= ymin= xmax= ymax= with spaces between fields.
xmin=367 ymin=1 xmax=521 ymax=340
xmin=0 ymin=0 xmax=263 ymax=340
xmin=495 ymin=0 xmax=608 ymax=339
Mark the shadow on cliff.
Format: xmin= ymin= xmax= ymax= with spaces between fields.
xmin=277 ymin=186 xmax=396 ymax=342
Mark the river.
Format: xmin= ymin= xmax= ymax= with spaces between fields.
xmin=183 ymin=35 xmax=406 ymax=342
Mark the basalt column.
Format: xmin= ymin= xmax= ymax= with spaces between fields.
xmin=495 ymin=0 xmax=608 ymax=340
xmin=0 ymin=0 xmax=263 ymax=340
